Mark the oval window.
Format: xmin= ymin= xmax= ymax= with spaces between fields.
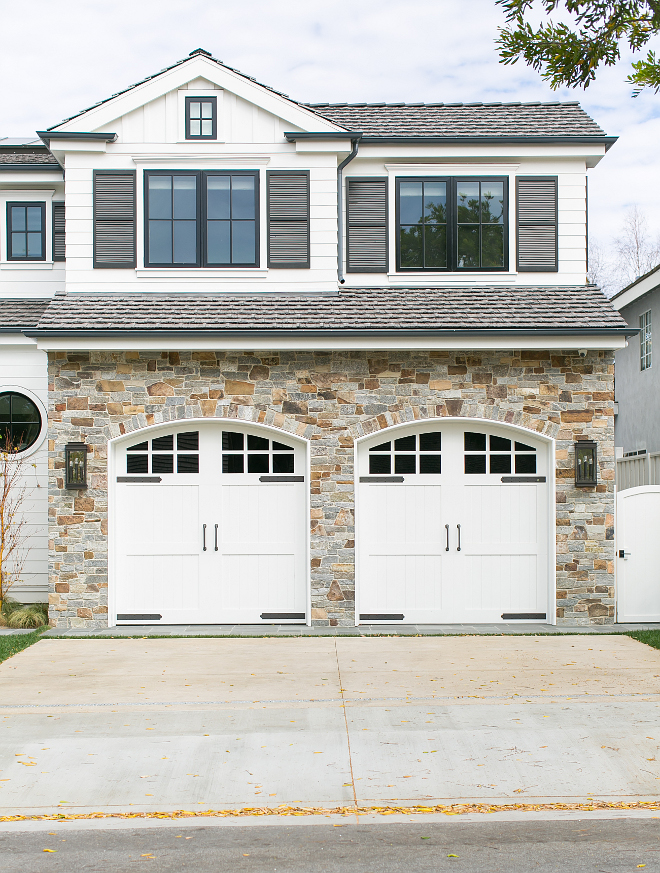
xmin=0 ymin=391 xmax=42 ymax=452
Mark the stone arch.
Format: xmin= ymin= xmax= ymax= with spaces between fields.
xmin=107 ymin=403 xmax=321 ymax=444
xmin=348 ymin=401 xmax=560 ymax=442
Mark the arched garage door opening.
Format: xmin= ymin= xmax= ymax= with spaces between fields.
xmin=110 ymin=421 xmax=308 ymax=626
xmin=356 ymin=419 xmax=553 ymax=625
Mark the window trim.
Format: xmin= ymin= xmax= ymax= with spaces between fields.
xmin=6 ymin=201 xmax=47 ymax=262
xmin=185 ymin=95 xmax=218 ymax=141
xmin=640 ymin=309 xmax=652 ymax=371
xmin=0 ymin=388 xmax=46 ymax=456
xmin=143 ymin=169 xmax=260 ymax=269
xmin=395 ymin=176 xmax=509 ymax=273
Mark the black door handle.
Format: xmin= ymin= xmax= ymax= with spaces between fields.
xmin=457 ymin=523 xmax=461 ymax=552
xmin=215 ymin=523 xmax=219 ymax=552
xmin=445 ymin=523 xmax=450 ymax=551
xmin=202 ymin=523 xmax=207 ymax=552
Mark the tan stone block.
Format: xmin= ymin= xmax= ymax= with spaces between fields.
xmin=54 ymin=582 xmax=69 ymax=593
xmin=70 ymin=417 xmax=94 ymax=427
xmin=200 ymin=399 xmax=217 ymax=416
xmin=116 ymin=364 xmax=133 ymax=374
xmin=539 ymin=383 xmax=558 ymax=396
xmin=67 ymin=397 xmax=88 ymax=410
xmin=333 ymin=508 xmax=353 ymax=526
xmin=327 ymin=580 xmax=345 ymax=601
xmin=225 ymin=380 xmax=255 ymax=395
xmin=106 ymin=403 xmax=123 ymax=415
xmin=192 ymin=352 xmax=217 ymax=361
xmin=561 ymin=410 xmax=593 ymax=422
xmin=57 ymin=515 xmax=85 ymax=525
xmin=97 ymin=380 xmax=125 ymax=392
xmin=146 ymin=381 xmax=175 ymax=396
xmin=311 ymin=608 xmax=328 ymax=620
xmin=429 ymin=380 xmax=452 ymax=391
xmin=123 ymin=406 xmax=145 ymax=414
xmin=125 ymin=352 xmax=139 ymax=361
xmin=74 ymin=497 xmax=94 ymax=512
xmin=77 ymin=608 xmax=93 ymax=619
xmin=250 ymin=365 xmax=270 ymax=381
xmin=448 ymin=365 xmax=467 ymax=375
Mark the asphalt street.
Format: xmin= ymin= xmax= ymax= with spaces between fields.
xmin=0 ymin=818 xmax=659 ymax=871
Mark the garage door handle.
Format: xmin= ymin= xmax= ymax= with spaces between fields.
xmin=202 ymin=523 xmax=207 ymax=552
xmin=618 ymin=549 xmax=631 ymax=558
xmin=445 ymin=524 xmax=450 ymax=551
xmin=457 ymin=524 xmax=461 ymax=551
xmin=215 ymin=523 xmax=219 ymax=551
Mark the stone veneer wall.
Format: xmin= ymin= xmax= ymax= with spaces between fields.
xmin=48 ymin=349 xmax=615 ymax=628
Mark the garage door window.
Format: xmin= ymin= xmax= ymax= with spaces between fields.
xmin=222 ymin=431 xmax=295 ymax=474
xmin=464 ymin=432 xmax=536 ymax=474
xmin=126 ymin=431 xmax=199 ymax=474
xmin=368 ymin=431 xmax=442 ymax=474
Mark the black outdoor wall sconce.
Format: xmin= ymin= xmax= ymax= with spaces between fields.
xmin=65 ymin=442 xmax=88 ymax=489
xmin=574 ymin=439 xmax=598 ymax=487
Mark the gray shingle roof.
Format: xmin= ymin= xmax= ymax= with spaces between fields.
xmin=0 ymin=299 xmax=52 ymax=329
xmin=28 ymin=287 xmax=629 ymax=334
xmin=46 ymin=49 xmax=610 ymax=143
xmin=304 ymin=102 xmax=606 ymax=138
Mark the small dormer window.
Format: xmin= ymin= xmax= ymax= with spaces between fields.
xmin=185 ymin=96 xmax=217 ymax=140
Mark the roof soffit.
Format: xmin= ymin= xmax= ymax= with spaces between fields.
xmin=49 ymin=55 xmax=345 ymax=137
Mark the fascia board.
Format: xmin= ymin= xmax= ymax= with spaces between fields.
xmin=611 ymin=267 xmax=660 ymax=310
xmin=29 ymin=331 xmax=631 ymax=353
xmin=51 ymin=57 xmax=344 ymax=137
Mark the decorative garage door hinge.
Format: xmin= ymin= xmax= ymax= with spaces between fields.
xmin=116 ymin=476 xmax=162 ymax=483
xmin=117 ymin=614 xmax=162 ymax=621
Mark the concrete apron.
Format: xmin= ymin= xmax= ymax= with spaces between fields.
xmin=0 ymin=635 xmax=659 ymax=816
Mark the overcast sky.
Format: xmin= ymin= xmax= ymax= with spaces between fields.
xmin=2 ymin=0 xmax=659 ymax=246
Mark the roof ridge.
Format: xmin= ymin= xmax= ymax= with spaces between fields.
xmin=305 ymin=100 xmax=582 ymax=108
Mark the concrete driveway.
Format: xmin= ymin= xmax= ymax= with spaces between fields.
xmin=0 ymin=635 xmax=659 ymax=814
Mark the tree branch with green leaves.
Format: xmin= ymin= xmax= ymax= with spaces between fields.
xmin=496 ymin=1 xmax=660 ymax=94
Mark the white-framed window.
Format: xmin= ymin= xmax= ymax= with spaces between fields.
xmin=640 ymin=309 xmax=652 ymax=371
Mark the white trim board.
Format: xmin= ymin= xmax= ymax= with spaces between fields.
xmin=34 ymin=335 xmax=629 ymax=352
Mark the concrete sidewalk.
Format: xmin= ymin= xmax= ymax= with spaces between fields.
xmin=0 ymin=635 xmax=659 ymax=815
xmin=42 ymin=622 xmax=660 ymax=636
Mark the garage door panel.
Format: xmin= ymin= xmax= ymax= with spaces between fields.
xmin=120 ymin=554 xmax=201 ymax=613
xmin=462 ymin=485 xmax=538 ymax=545
xmin=362 ymin=485 xmax=443 ymax=546
xmin=460 ymin=554 xmax=542 ymax=615
xmin=362 ymin=554 xmax=442 ymax=614
xmin=220 ymin=554 xmax=301 ymax=616
xmin=117 ymin=485 xmax=200 ymax=550
xmin=221 ymin=483 xmax=302 ymax=545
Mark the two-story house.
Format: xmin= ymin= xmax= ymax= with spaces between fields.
xmin=0 ymin=49 xmax=632 ymax=629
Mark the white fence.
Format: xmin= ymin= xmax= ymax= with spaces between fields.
xmin=617 ymin=452 xmax=660 ymax=492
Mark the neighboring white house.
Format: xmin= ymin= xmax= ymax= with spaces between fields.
xmin=0 ymin=49 xmax=633 ymax=627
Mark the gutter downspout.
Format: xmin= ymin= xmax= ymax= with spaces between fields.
xmin=337 ymin=137 xmax=361 ymax=285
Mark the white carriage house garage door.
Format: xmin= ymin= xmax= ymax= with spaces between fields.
xmin=357 ymin=421 xmax=550 ymax=624
xmin=112 ymin=423 xmax=307 ymax=625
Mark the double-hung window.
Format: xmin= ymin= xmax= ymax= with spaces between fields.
xmin=640 ymin=309 xmax=652 ymax=371
xmin=6 ymin=202 xmax=46 ymax=261
xmin=145 ymin=170 xmax=259 ymax=267
xmin=396 ymin=177 xmax=507 ymax=271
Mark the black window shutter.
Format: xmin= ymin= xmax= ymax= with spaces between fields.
xmin=516 ymin=176 xmax=558 ymax=272
xmin=267 ymin=171 xmax=310 ymax=268
xmin=346 ymin=178 xmax=388 ymax=273
xmin=52 ymin=202 xmax=65 ymax=262
xmin=93 ymin=171 xmax=136 ymax=268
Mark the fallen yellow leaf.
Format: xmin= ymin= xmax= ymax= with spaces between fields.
xmin=43 ymin=849 xmax=57 ymax=853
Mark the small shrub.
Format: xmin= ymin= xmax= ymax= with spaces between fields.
xmin=5 ymin=603 xmax=48 ymax=629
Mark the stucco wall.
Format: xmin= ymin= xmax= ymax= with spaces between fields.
xmin=615 ymin=287 xmax=660 ymax=453
xmin=47 ymin=348 xmax=615 ymax=628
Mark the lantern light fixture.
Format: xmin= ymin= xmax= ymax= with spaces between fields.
xmin=65 ymin=442 xmax=88 ymax=489
xmin=574 ymin=439 xmax=598 ymax=487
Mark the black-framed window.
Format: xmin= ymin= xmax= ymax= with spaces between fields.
xmin=396 ymin=177 xmax=507 ymax=272
xmin=185 ymin=96 xmax=217 ymax=140
xmin=6 ymin=202 xmax=46 ymax=261
xmin=144 ymin=170 xmax=259 ymax=268
xmin=0 ymin=391 xmax=42 ymax=452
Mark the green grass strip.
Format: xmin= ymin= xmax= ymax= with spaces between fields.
xmin=627 ymin=629 xmax=660 ymax=651
xmin=0 ymin=627 xmax=47 ymax=664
